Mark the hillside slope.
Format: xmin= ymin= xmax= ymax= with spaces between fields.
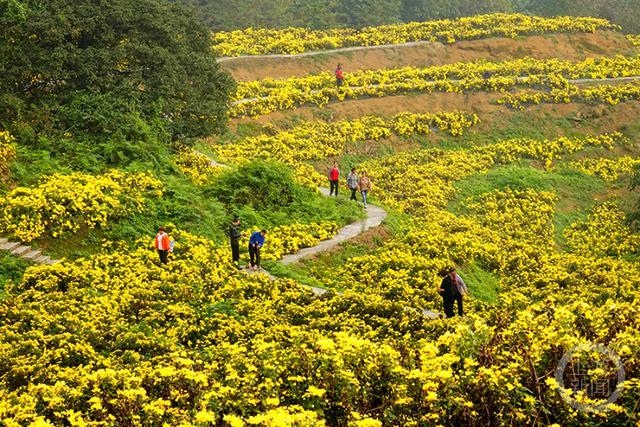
xmin=222 ymin=30 xmax=635 ymax=81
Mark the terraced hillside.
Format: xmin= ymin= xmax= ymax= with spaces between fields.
xmin=2 ymin=12 xmax=640 ymax=426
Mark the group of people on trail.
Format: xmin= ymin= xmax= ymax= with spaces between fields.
xmin=155 ymin=227 xmax=468 ymax=318
xmin=229 ymin=217 xmax=267 ymax=271
xmin=154 ymin=222 xmax=267 ymax=272
xmin=328 ymin=163 xmax=372 ymax=208
xmin=439 ymin=267 xmax=468 ymax=318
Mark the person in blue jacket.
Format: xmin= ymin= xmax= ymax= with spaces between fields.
xmin=248 ymin=229 xmax=267 ymax=271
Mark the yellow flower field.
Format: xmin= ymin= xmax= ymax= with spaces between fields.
xmin=231 ymin=55 xmax=640 ymax=117
xmin=213 ymin=13 xmax=616 ymax=57
xmin=0 ymin=171 xmax=163 ymax=242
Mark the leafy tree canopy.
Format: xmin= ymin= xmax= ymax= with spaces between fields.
xmin=0 ymin=0 xmax=234 ymax=164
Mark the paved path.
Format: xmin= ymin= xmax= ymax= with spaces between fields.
xmin=241 ymin=188 xmax=439 ymax=318
xmin=280 ymin=187 xmax=387 ymax=265
xmin=231 ymin=75 xmax=640 ymax=107
xmin=0 ymin=237 xmax=59 ymax=265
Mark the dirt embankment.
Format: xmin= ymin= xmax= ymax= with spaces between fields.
xmin=222 ymin=30 xmax=636 ymax=82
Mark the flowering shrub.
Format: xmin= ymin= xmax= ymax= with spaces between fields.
xmin=359 ymin=132 xmax=625 ymax=212
xmin=242 ymin=222 xmax=339 ymax=260
xmin=499 ymin=81 xmax=640 ymax=109
xmin=214 ymin=111 xmax=479 ymax=186
xmin=564 ymin=202 xmax=640 ymax=257
xmin=231 ymin=55 xmax=640 ymax=117
xmin=175 ymin=148 xmax=226 ymax=185
xmin=0 ymin=130 xmax=16 ymax=182
xmin=571 ymin=156 xmax=640 ymax=182
xmin=213 ymin=14 xmax=616 ymax=57
xmin=627 ymin=34 xmax=640 ymax=47
xmin=0 ymin=171 xmax=163 ymax=242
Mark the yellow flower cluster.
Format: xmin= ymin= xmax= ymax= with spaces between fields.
xmin=499 ymin=81 xmax=640 ymax=109
xmin=0 ymin=130 xmax=16 ymax=182
xmin=564 ymin=202 xmax=640 ymax=257
xmin=215 ymin=111 xmax=479 ymax=186
xmin=464 ymin=188 xmax=558 ymax=248
xmin=571 ymin=156 xmax=640 ymax=182
xmin=0 ymin=171 xmax=163 ymax=242
xmin=231 ymin=55 xmax=640 ymax=117
xmin=2 ymin=137 xmax=640 ymax=424
xmin=213 ymin=14 xmax=615 ymax=57
xmin=243 ymin=222 xmax=339 ymax=260
xmin=627 ymin=34 xmax=640 ymax=47
xmin=359 ymin=132 xmax=624 ymax=212
xmin=175 ymin=148 xmax=226 ymax=186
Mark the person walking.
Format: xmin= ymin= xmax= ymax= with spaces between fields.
xmin=328 ymin=162 xmax=340 ymax=197
xmin=335 ymin=64 xmax=344 ymax=88
xmin=155 ymin=226 xmax=171 ymax=265
xmin=438 ymin=268 xmax=456 ymax=318
xmin=248 ymin=229 xmax=267 ymax=271
xmin=450 ymin=267 xmax=467 ymax=316
xmin=228 ymin=217 xmax=242 ymax=269
xmin=346 ymin=167 xmax=359 ymax=201
xmin=358 ymin=171 xmax=372 ymax=209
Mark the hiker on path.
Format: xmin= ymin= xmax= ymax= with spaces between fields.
xmin=335 ymin=64 xmax=344 ymax=88
xmin=228 ymin=217 xmax=242 ymax=269
xmin=248 ymin=229 xmax=267 ymax=271
xmin=438 ymin=268 xmax=456 ymax=318
xmin=358 ymin=171 xmax=372 ymax=208
xmin=328 ymin=162 xmax=340 ymax=196
xmin=346 ymin=167 xmax=359 ymax=201
xmin=155 ymin=226 xmax=172 ymax=265
xmin=450 ymin=267 xmax=467 ymax=316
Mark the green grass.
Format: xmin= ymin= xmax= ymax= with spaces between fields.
xmin=0 ymin=253 xmax=32 ymax=293
xmin=450 ymin=163 xmax=607 ymax=247
xmin=458 ymin=262 xmax=500 ymax=304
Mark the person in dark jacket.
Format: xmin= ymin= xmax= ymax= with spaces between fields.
xmin=438 ymin=268 xmax=456 ymax=318
xmin=228 ymin=217 xmax=242 ymax=269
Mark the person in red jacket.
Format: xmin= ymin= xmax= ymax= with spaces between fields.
xmin=155 ymin=226 xmax=171 ymax=265
xmin=328 ymin=162 xmax=340 ymax=196
xmin=335 ymin=64 xmax=344 ymax=88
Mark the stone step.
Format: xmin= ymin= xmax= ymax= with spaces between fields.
xmin=0 ymin=237 xmax=8 ymax=245
xmin=34 ymin=255 xmax=51 ymax=264
xmin=10 ymin=245 xmax=32 ymax=256
xmin=23 ymin=250 xmax=42 ymax=260
xmin=0 ymin=241 xmax=21 ymax=252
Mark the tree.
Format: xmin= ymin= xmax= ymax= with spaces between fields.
xmin=0 ymin=0 xmax=234 ymax=148
xmin=401 ymin=0 xmax=513 ymax=22
xmin=336 ymin=0 xmax=402 ymax=28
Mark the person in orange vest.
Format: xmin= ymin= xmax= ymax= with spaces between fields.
xmin=155 ymin=226 xmax=171 ymax=265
